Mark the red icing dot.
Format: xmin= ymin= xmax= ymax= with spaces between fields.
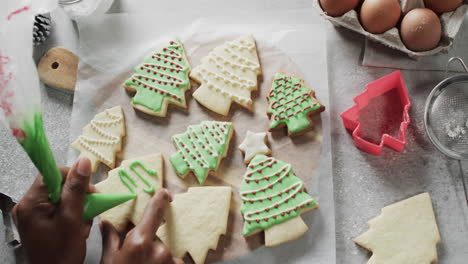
xmin=257 ymin=169 xmax=262 ymax=173
xmin=274 ymin=204 xmax=279 ymax=208
xmin=292 ymin=194 xmax=296 ymax=198
xmin=287 ymin=210 xmax=291 ymax=214
xmin=249 ymin=165 xmax=254 ymax=169
xmin=281 ymin=212 xmax=285 ymax=216
xmin=264 ymin=218 xmax=268 ymax=222
xmin=255 ymin=220 xmax=260 ymax=223
xmin=285 ymin=199 xmax=289 ymax=203
xmin=255 ymin=179 xmax=259 ymax=183
xmin=273 ymin=215 xmax=277 ymax=219
xmin=278 ymin=179 xmax=282 ymax=183
xmin=268 ymin=185 xmax=273 ymax=189
xmin=267 ymin=196 xmax=272 ymax=200
xmin=245 ymin=179 xmax=250 ymax=183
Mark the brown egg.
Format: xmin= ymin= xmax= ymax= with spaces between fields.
xmin=319 ymin=0 xmax=360 ymax=17
xmin=360 ymin=0 xmax=401 ymax=34
xmin=400 ymin=8 xmax=442 ymax=51
xmin=424 ymin=0 xmax=463 ymax=14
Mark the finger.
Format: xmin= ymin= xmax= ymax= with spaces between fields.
xmin=60 ymin=157 xmax=91 ymax=219
xmin=61 ymin=168 xmax=96 ymax=193
xmin=173 ymin=257 xmax=185 ymax=264
xmin=100 ymin=220 xmax=120 ymax=262
xmin=135 ymin=189 xmax=171 ymax=238
xmin=153 ymin=243 xmax=174 ymax=264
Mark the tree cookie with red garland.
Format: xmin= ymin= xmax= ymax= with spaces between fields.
xmin=124 ymin=39 xmax=191 ymax=117
xmin=267 ymin=72 xmax=325 ymax=136
xmin=239 ymin=154 xmax=318 ymax=247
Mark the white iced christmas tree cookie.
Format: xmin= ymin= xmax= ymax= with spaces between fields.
xmin=190 ymin=35 xmax=261 ymax=116
xmin=95 ymin=153 xmax=163 ymax=232
xmin=354 ymin=193 xmax=441 ymax=264
xmin=156 ymin=187 xmax=231 ymax=264
xmin=238 ymin=131 xmax=271 ymax=164
xmin=71 ymin=106 xmax=125 ymax=172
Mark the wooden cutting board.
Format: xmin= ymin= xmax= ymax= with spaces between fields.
xmin=37 ymin=47 xmax=78 ymax=92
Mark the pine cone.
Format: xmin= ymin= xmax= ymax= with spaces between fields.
xmin=33 ymin=13 xmax=52 ymax=46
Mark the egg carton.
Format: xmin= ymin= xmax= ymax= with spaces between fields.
xmin=313 ymin=0 xmax=468 ymax=58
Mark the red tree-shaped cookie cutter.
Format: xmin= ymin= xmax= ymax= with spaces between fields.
xmin=340 ymin=71 xmax=411 ymax=155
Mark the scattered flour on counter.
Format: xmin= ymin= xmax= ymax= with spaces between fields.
xmin=444 ymin=115 xmax=468 ymax=140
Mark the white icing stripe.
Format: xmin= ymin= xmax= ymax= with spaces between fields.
xmin=139 ymin=66 xmax=185 ymax=83
xmin=173 ymin=135 xmax=209 ymax=168
xmin=135 ymin=79 xmax=183 ymax=100
xmin=198 ymin=65 xmax=255 ymax=89
xmin=201 ymin=78 xmax=252 ymax=104
xmin=77 ymin=109 xmax=123 ymax=165
xmin=226 ymin=39 xmax=256 ymax=50
xmin=241 ymin=164 xmax=291 ymax=196
xmin=244 ymin=198 xmax=315 ymax=221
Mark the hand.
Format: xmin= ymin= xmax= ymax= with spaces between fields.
xmin=12 ymin=157 xmax=94 ymax=264
xmin=100 ymin=189 xmax=183 ymax=264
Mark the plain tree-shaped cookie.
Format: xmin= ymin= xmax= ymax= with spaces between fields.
xmin=156 ymin=187 xmax=231 ymax=264
xmin=190 ymin=35 xmax=261 ymax=116
xmin=267 ymin=73 xmax=324 ymax=136
xmin=170 ymin=121 xmax=233 ymax=184
xmin=123 ymin=39 xmax=191 ymax=117
xmin=239 ymin=155 xmax=318 ymax=247
xmin=71 ymin=106 xmax=125 ymax=172
xmin=95 ymin=154 xmax=163 ymax=232
xmin=354 ymin=193 xmax=441 ymax=264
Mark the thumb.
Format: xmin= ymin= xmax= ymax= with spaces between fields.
xmin=100 ymin=220 xmax=120 ymax=264
xmin=60 ymin=157 xmax=91 ymax=219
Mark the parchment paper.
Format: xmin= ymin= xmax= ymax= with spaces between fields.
xmin=69 ymin=11 xmax=334 ymax=264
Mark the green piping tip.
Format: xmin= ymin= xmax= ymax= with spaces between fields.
xmin=83 ymin=193 xmax=137 ymax=221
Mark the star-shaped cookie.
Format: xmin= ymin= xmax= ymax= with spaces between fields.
xmin=238 ymin=131 xmax=271 ymax=163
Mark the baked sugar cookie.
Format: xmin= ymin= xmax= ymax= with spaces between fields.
xmin=71 ymin=106 xmax=125 ymax=172
xmin=170 ymin=121 xmax=233 ymax=184
xmin=95 ymin=153 xmax=163 ymax=232
xmin=156 ymin=187 xmax=231 ymax=264
xmin=238 ymin=131 xmax=271 ymax=164
xmin=267 ymin=73 xmax=325 ymax=136
xmin=354 ymin=193 xmax=441 ymax=264
xmin=190 ymin=35 xmax=261 ymax=116
xmin=124 ymin=39 xmax=191 ymax=117
xmin=239 ymin=155 xmax=318 ymax=247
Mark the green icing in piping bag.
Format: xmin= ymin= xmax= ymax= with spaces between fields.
xmin=19 ymin=113 xmax=136 ymax=220
xmin=83 ymin=193 xmax=137 ymax=221
xmin=20 ymin=113 xmax=62 ymax=202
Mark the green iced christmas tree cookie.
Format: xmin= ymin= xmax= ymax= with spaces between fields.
xmin=240 ymin=154 xmax=318 ymax=246
xmin=267 ymin=72 xmax=324 ymax=136
xmin=124 ymin=39 xmax=191 ymax=117
xmin=170 ymin=121 xmax=233 ymax=184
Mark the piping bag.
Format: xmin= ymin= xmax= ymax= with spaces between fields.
xmin=0 ymin=1 xmax=135 ymax=221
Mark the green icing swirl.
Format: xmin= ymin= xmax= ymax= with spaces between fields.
xmin=169 ymin=121 xmax=232 ymax=184
xmin=239 ymin=154 xmax=317 ymax=236
xmin=125 ymin=39 xmax=190 ymax=114
xmin=118 ymin=161 xmax=157 ymax=195
xmin=267 ymin=72 xmax=322 ymax=134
